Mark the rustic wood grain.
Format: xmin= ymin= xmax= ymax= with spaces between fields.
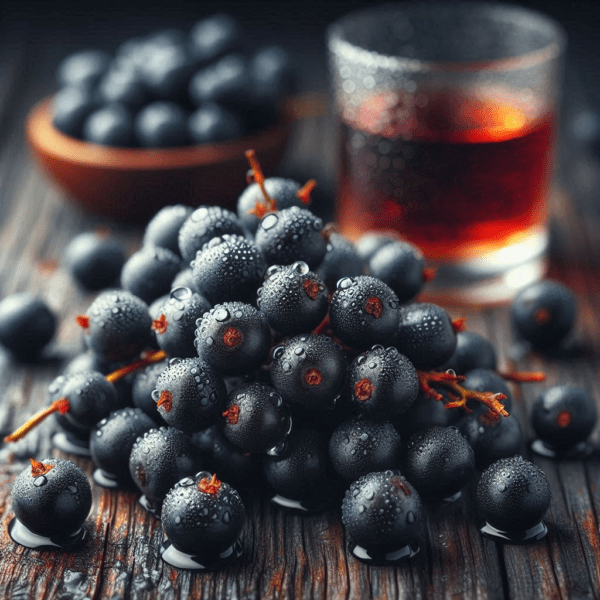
xmin=0 ymin=22 xmax=600 ymax=600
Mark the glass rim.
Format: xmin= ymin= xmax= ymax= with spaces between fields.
xmin=327 ymin=1 xmax=567 ymax=73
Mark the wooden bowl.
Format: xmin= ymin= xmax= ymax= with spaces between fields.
xmin=26 ymin=97 xmax=295 ymax=222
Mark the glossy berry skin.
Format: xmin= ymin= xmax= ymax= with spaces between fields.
xmin=171 ymin=268 xmax=199 ymax=294
xmin=129 ymin=427 xmax=202 ymax=509
xmin=82 ymin=104 xmax=135 ymax=147
xmin=11 ymin=458 xmax=92 ymax=538
xmin=460 ymin=414 xmax=523 ymax=468
xmin=90 ymin=408 xmax=156 ymax=484
xmin=257 ymin=262 xmax=328 ymax=336
xmin=57 ymin=49 xmax=111 ymax=88
xmin=263 ymin=429 xmax=329 ymax=500
xmin=355 ymin=232 xmax=397 ymax=263
xmin=329 ymin=417 xmax=402 ymax=481
xmin=255 ymin=207 xmax=326 ymax=269
xmin=531 ymin=385 xmax=597 ymax=450
xmin=316 ymin=233 xmax=364 ymax=292
xmin=462 ymin=369 xmax=513 ymax=415
xmin=511 ymin=280 xmax=576 ymax=348
xmin=220 ymin=383 xmax=291 ymax=454
xmin=154 ymin=357 xmax=227 ymax=433
xmin=237 ymin=177 xmax=306 ymax=235
xmin=189 ymin=14 xmax=242 ymax=64
xmin=49 ymin=370 xmax=122 ymax=431
xmin=191 ymin=235 xmax=267 ymax=306
xmin=270 ymin=334 xmax=348 ymax=412
xmin=63 ymin=232 xmax=126 ymax=291
xmin=178 ymin=206 xmax=244 ymax=264
xmin=394 ymin=303 xmax=457 ymax=369
xmin=161 ymin=471 xmax=245 ymax=555
xmin=195 ymin=302 xmax=271 ymax=374
xmin=193 ymin=426 xmax=261 ymax=489
xmin=143 ymin=205 xmax=193 ymax=256
xmin=97 ymin=68 xmax=148 ymax=109
xmin=440 ymin=331 xmax=497 ymax=375
xmin=154 ymin=287 xmax=211 ymax=358
xmin=404 ymin=426 xmax=475 ymax=499
xmin=188 ymin=103 xmax=243 ymax=144
xmin=52 ymin=86 xmax=98 ymax=137
xmin=330 ymin=276 xmax=400 ymax=350
xmin=399 ymin=390 xmax=461 ymax=434
xmin=0 ymin=294 xmax=56 ymax=358
xmin=134 ymin=101 xmax=189 ymax=148
xmin=132 ymin=360 xmax=168 ymax=424
xmin=477 ymin=456 xmax=551 ymax=531
xmin=190 ymin=14 xmax=242 ymax=64
xmin=345 ymin=346 xmax=418 ymax=420
xmin=120 ymin=245 xmax=181 ymax=304
xmin=81 ymin=290 xmax=154 ymax=362
xmin=368 ymin=241 xmax=426 ymax=304
xmin=342 ymin=471 xmax=421 ymax=552
xmin=189 ymin=54 xmax=249 ymax=108
xmin=141 ymin=45 xmax=194 ymax=102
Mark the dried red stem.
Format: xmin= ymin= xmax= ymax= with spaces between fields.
xmin=157 ymin=390 xmax=173 ymax=412
xmin=497 ymin=370 xmax=546 ymax=383
xmin=105 ymin=350 xmax=167 ymax=383
xmin=30 ymin=459 xmax=54 ymax=477
xmin=296 ymin=179 xmax=317 ymax=204
xmin=4 ymin=399 xmax=71 ymax=443
xmin=451 ymin=317 xmax=466 ymax=332
xmin=198 ymin=473 xmax=222 ymax=495
xmin=245 ymin=149 xmax=277 ymax=213
xmin=418 ymin=370 xmax=509 ymax=418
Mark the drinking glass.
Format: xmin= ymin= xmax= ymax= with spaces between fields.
xmin=327 ymin=2 xmax=566 ymax=304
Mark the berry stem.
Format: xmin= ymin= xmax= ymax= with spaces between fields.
xmin=198 ymin=473 xmax=222 ymax=495
xmin=422 ymin=267 xmax=437 ymax=283
xmin=418 ymin=370 xmax=509 ymax=418
xmin=451 ymin=317 xmax=466 ymax=332
xmin=497 ymin=370 xmax=546 ymax=383
xmin=4 ymin=399 xmax=71 ymax=443
xmin=105 ymin=350 xmax=167 ymax=383
xmin=296 ymin=179 xmax=317 ymax=204
xmin=245 ymin=149 xmax=277 ymax=213
xmin=30 ymin=458 xmax=54 ymax=477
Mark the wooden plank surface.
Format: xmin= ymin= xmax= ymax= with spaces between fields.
xmin=0 ymin=19 xmax=600 ymax=600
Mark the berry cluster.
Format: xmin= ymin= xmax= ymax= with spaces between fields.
xmin=52 ymin=14 xmax=293 ymax=148
xmin=2 ymin=152 xmax=594 ymax=569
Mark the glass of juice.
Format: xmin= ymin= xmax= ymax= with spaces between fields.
xmin=327 ymin=3 xmax=566 ymax=304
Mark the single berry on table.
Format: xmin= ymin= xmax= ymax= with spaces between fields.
xmin=342 ymin=470 xmax=421 ymax=564
xmin=477 ymin=455 xmax=551 ymax=543
xmin=9 ymin=458 xmax=92 ymax=549
xmin=160 ymin=471 xmax=245 ymax=570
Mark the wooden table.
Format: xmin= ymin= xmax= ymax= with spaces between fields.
xmin=1 ymin=13 xmax=600 ymax=600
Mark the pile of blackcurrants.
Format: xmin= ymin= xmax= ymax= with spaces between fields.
xmin=1 ymin=151 xmax=597 ymax=569
xmin=52 ymin=14 xmax=293 ymax=147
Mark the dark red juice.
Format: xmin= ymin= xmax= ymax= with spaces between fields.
xmin=337 ymin=88 xmax=556 ymax=261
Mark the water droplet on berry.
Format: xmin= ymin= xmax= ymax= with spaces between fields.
xmin=262 ymin=214 xmax=278 ymax=230
xmin=445 ymin=369 xmax=456 ymax=377
xmin=169 ymin=358 xmax=182 ymax=366
xmin=292 ymin=261 xmax=310 ymax=274
xmin=171 ymin=287 xmax=192 ymax=300
xmin=294 ymin=347 xmax=304 ymax=356
xmin=282 ymin=361 xmax=292 ymax=372
xmin=151 ymin=389 xmax=160 ymax=401
xmin=337 ymin=277 xmax=354 ymax=290
xmin=407 ymin=511 xmax=416 ymax=524
xmin=214 ymin=308 xmax=230 ymax=322
xmin=206 ymin=337 xmax=214 ymax=346
xmin=497 ymin=483 xmax=507 ymax=493
xmin=33 ymin=476 xmax=47 ymax=487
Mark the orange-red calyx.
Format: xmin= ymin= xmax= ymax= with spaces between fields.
xmin=198 ymin=473 xmax=222 ymax=495
xmin=422 ymin=267 xmax=437 ymax=283
xmin=30 ymin=459 xmax=54 ymax=477
xmin=4 ymin=398 xmax=71 ymax=443
xmin=296 ymin=179 xmax=317 ymax=204
xmin=304 ymin=368 xmax=323 ymax=386
xmin=418 ymin=370 xmax=509 ymax=418
xmin=498 ymin=370 xmax=546 ymax=383
xmin=76 ymin=315 xmax=89 ymax=329
xmin=157 ymin=390 xmax=173 ymax=412
xmin=391 ymin=476 xmax=411 ymax=496
xmin=223 ymin=327 xmax=243 ymax=348
xmin=556 ymin=410 xmax=572 ymax=428
xmin=534 ymin=308 xmax=552 ymax=325
xmin=451 ymin=317 xmax=467 ymax=332
xmin=105 ymin=350 xmax=167 ymax=383
xmin=355 ymin=379 xmax=374 ymax=402
xmin=303 ymin=279 xmax=320 ymax=300
xmin=365 ymin=296 xmax=383 ymax=319
xmin=152 ymin=314 xmax=168 ymax=334
xmin=222 ymin=404 xmax=240 ymax=425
